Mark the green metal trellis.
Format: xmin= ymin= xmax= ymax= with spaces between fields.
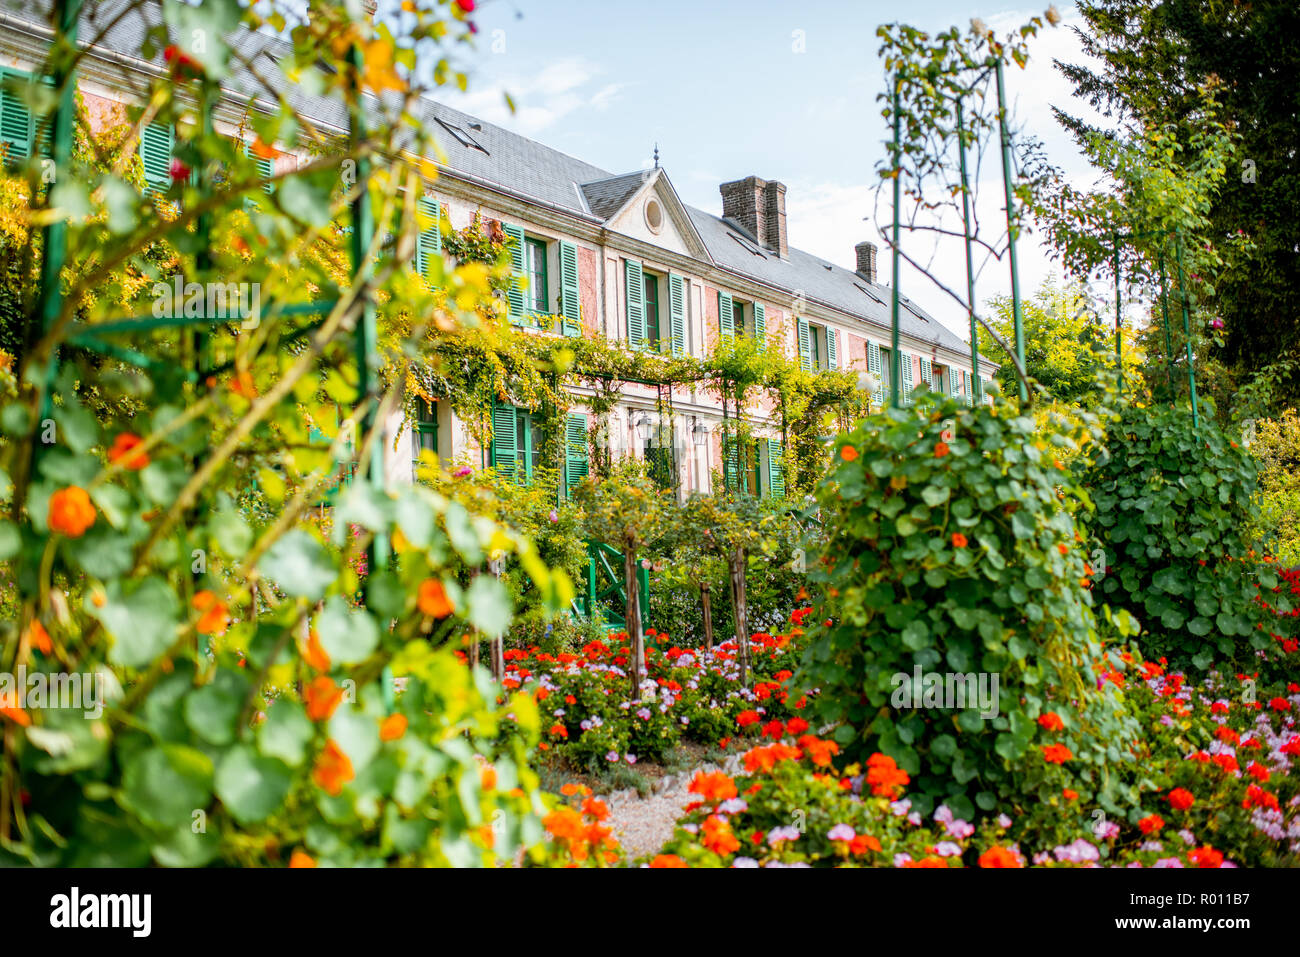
xmin=29 ymin=0 xmax=389 ymax=557
xmin=887 ymin=46 xmax=1201 ymax=423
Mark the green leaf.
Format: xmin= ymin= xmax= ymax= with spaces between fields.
xmin=215 ymin=745 xmax=292 ymax=824
xmin=183 ymin=669 xmax=250 ymax=746
xmin=122 ymin=744 xmax=214 ymax=829
xmin=92 ymin=576 xmax=182 ymax=669
xmin=465 ymin=575 xmax=512 ymax=637
xmin=258 ymin=697 xmax=314 ymax=768
xmin=260 ymin=530 xmax=336 ymax=601
xmin=316 ymin=596 xmax=380 ymax=664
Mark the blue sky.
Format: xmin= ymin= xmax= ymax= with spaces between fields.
xmin=428 ymin=1 xmax=1103 ymax=341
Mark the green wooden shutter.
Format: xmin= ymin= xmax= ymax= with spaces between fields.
xmin=901 ymin=352 xmax=914 ymax=401
xmin=797 ymin=318 xmax=811 ymax=372
xmin=718 ymin=291 xmax=734 ymax=344
xmin=0 ymin=69 xmax=34 ymax=164
xmin=867 ymin=341 xmax=885 ymax=404
xmin=564 ymin=413 xmax=589 ymax=498
xmin=919 ymin=356 xmax=933 ymax=389
xmin=827 ymin=327 xmax=838 ymax=370
xmin=242 ymin=139 xmax=273 ymax=193
xmin=724 ymin=439 xmax=738 ymax=491
xmin=668 ymin=273 xmax=686 ymax=357
xmin=141 ymin=123 xmax=174 ymax=196
xmin=502 ymin=223 xmax=526 ymax=323
xmin=491 ymin=401 xmax=519 ymax=482
xmin=625 ymin=259 xmax=645 ymax=349
xmin=766 ymin=438 xmax=785 ymax=500
xmin=559 ymin=240 xmax=581 ymax=336
xmin=753 ymin=302 xmax=766 ymax=349
xmin=415 ymin=196 xmax=440 ymax=279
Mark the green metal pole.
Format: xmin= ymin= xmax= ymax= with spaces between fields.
xmin=956 ymin=96 xmax=979 ymax=405
xmin=1113 ymin=236 xmax=1123 ymax=388
xmin=32 ymin=0 xmax=81 ymax=421
xmin=1158 ymin=250 xmax=1174 ymax=394
xmin=195 ymin=80 xmax=215 ymax=374
xmin=890 ymin=75 xmax=902 ymax=409
xmin=1174 ymin=234 xmax=1200 ymax=429
xmin=994 ymin=57 xmax=1027 ymax=403
xmin=345 ymin=43 xmax=388 ymax=569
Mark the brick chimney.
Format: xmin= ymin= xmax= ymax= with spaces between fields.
xmin=855 ymin=241 xmax=878 ymax=284
xmin=721 ymin=176 xmax=788 ymax=258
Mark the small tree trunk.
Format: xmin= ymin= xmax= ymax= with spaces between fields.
xmin=488 ymin=558 xmax=505 ymax=682
xmin=624 ymin=545 xmax=644 ymax=701
xmin=729 ymin=546 xmax=750 ymax=687
xmin=700 ymin=582 xmax=715 ymax=656
xmin=468 ymin=637 xmax=479 ymax=670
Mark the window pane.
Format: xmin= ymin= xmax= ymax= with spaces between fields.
xmin=526 ymin=239 xmax=547 ymax=312
xmin=644 ymin=274 xmax=660 ymax=345
xmin=733 ymin=302 xmax=745 ymax=337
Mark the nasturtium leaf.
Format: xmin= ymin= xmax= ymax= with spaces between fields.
xmin=259 ymin=697 xmax=314 ymax=768
xmin=260 ymin=530 xmax=336 ymax=601
xmin=122 ymin=744 xmax=214 ymax=829
xmin=316 ymin=596 xmax=380 ymax=664
xmin=92 ymin=576 xmax=182 ymax=669
xmin=215 ymin=745 xmax=292 ymax=824
xmin=465 ymin=575 xmax=512 ymax=637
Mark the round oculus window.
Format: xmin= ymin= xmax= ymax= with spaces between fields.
xmin=644 ymin=198 xmax=664 ymax=234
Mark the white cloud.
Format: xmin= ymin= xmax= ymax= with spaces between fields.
xmin=439 ymin=57 xmax=625 ymax=137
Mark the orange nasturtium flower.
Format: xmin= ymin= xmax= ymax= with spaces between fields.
xmin=191 ymin=590 xmax=231 ymax=636
xmin=543 ymin=807 xmax=585 ymax=842
xmin=300 ymin=627 xmax=331 ymax=672
xmin=108 ymin=432 xmax=150 ymax=470
xmin=304 ymin=675 xmax=344 ymax=721
xmin=0 ymin=689 xmax=31 ymax=727
xmin=480 ymin=764 xmax=498 ymax=790
xmin=229 ymin=369 xmax=258 ymax=399
xmin=312 ymin=739 xmax=354 ymax=796
xmin=288 ymin=850 xmax=317 ymax=868
xmin=379 ymin=713 xmax=408 ymax=741
xmin=417 ymin=578 xmax=455 ymax=618
xmin=1041 ymin=743 xmax=1074 ymax=765
xmin=649 ymin=854 xmax=689 ymax=868
xmin=951 ymin=532 xmax=968 ymax=548
xmin=27 ymin=620 xmax=52 ymax=655
xmin=839 ymin=445 xmax=859 ymax=462
xmin=48 ymin=486 xmax=96 ymax=537
xmin=934 ymin=441 xmax=950 ymax=458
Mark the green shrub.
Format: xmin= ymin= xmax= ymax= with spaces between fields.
xmin=1083 ymin=403 xmax=1286 ymax=667
xmin=1250 ymin=408 xmax=1300 ymax=566
xmin=797 ymin=390 xmax=1139 ymax=820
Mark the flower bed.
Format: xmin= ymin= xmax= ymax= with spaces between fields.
xmin=488 ymin=621 xmax=809 ymax=770
xmin=647 ymin=645 xmax=1300 ymax=867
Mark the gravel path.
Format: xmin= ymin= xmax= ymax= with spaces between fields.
xmin=604 ymin=753 xmax=745 ymax=861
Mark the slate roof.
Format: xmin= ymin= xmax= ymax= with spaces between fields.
xmin=7 ymin=0 xmax=978 ymax=359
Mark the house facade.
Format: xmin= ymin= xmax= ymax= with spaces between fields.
xmin=1 ymin=0 xmax=995 ymax=501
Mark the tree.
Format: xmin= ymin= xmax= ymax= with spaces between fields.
xmin=978 ymin=279 xmax=1137 ymax=405
xmin=1055 ymin=0 xmax=1300 ymax=409
xmin=573 ymin=463 xmax=670 ymax=698
xmin=680 ymin=491 xmax=793 ymax=687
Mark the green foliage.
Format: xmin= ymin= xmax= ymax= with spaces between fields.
xmin=979 ymin=280 xmax=1135 ymax=406
xmin=1058 ymin=0 xmax=1300 ymax=412
xmin=1082 ymin=403 xmax=1287 ymax=668
xmin=1250 ymin=409 xmax=1300 ymax=567
xmin=797 ymin=389 xmax=1140 ymax=819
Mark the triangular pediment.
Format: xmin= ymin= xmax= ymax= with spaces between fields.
xmin=580 ymin=169 xmax=712 ymax=263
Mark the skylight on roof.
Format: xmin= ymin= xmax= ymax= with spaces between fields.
xmin=854 ymin=282 xmax=885 ymax=305
xmin=435 ymin=117 xmax=488 ymax=155
xmin=729 ymin=233 xmax=766 ymax=258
